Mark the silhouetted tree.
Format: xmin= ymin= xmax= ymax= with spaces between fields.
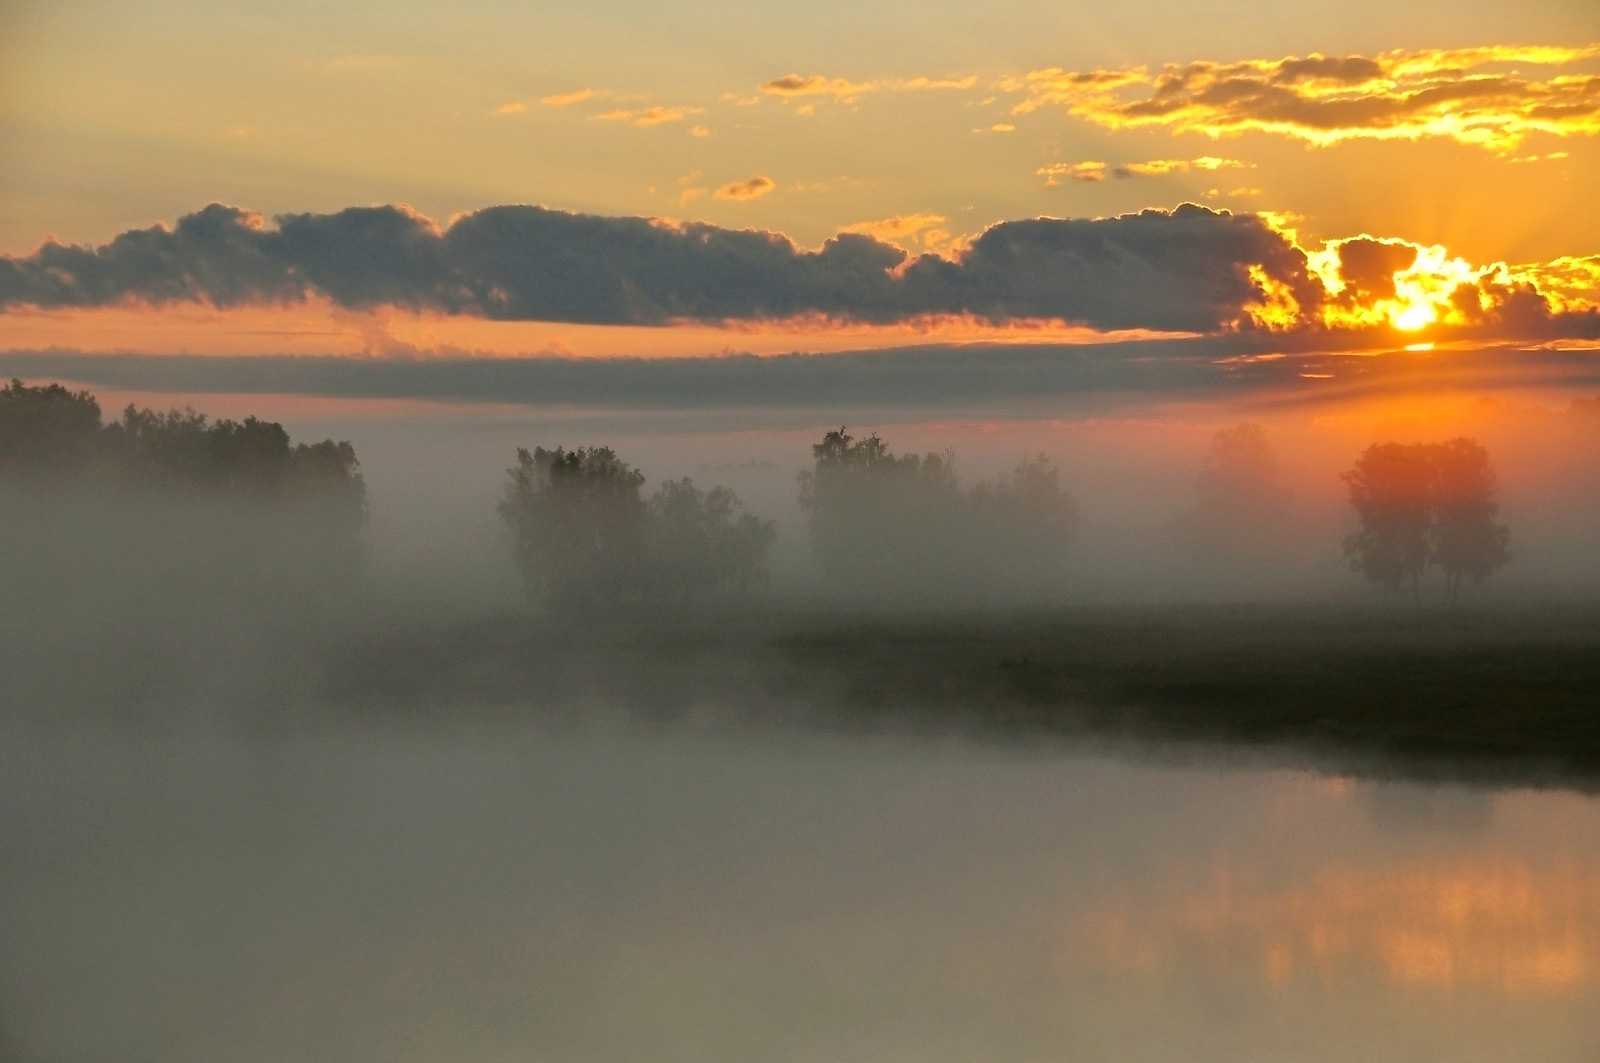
xmin=647 ymin=478 xmax=777 ymax=597
xmin=0 ymin=380 xmax=103 ymax=472
xmin=799 ymin=428 xmax=1076 ymax=598
xmin=966 ymin=454 xmax=1078 ymax=587
xmin=1169 ymin=422 xmax=1296 ymax=561
xmin=1342 ymin=438 xmax=1509 ymax=595
xmin=799 ymin=428 xmax=963 ymax=590
xmin=499 ymin=446 xmax=649 ymax=608
xmin=500 ymin=447 xmax=776 ymax=608
xmin=1429 ymin=438 xmax=1511 ymax=595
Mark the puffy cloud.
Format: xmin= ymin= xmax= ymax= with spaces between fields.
xmin=714 ymin=176 xmax=776 ymax=201
xmin=2 ymin=201 xmax=1594 ymax=341
xmin=1009 ymin=44 xmax=1600 ymax=152
xmin=842 ymin=213 xmax=947 ymax=246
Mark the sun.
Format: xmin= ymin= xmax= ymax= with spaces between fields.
xmin=1390 ymin=299 xmax=1437 ymax=331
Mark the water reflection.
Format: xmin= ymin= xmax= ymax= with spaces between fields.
xmin=1 ymin=724 xmax=1597 ymax=1062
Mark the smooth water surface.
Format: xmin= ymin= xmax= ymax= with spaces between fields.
xmin=2 ymin=720 xmax=1597 ymax=1062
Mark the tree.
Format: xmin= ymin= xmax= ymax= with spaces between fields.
xmin=499 ymin=447 xmax=777 ymax=609
xmin=0 ymin=379 xmax=103 ymax=472
xmin=798 ymin=427 xmax=962 ymax=591
xmin=1342 ymin=438 xmax=1510 ymax=595
xmin=798 ymin=428 xmax=1076 ymax=599
xmin=646 ymin=478 xmax=777 ymax=598
xmin=1429 ymin=438 xmax=1511 ymax=595
xmin=1170 ymin=422 xmax=1296 ymax=562
xmin=499 ymin=446 xmax=648 ymax=608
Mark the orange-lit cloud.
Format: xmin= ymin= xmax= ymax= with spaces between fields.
xmin=1039 ymin=156 xmax=1251 ymax=185
xmin=2 ymin=201 xmax=1594 ymax=344
xmin=540 ymin=88 xmax=597 ymax=108
xmin=714 ymin=176 xmax=775 ymax=201
xmin=595 ymin=105 xmax=703 ymax=127
xmin=1008 ymin=44 xmax=1600 ymax=152
xmin=761 ymin=72 xmax=978 ymax=105
xmin=842 ymin=212 xmax=947 ymax=247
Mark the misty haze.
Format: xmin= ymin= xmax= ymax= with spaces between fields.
xmin=7 ymin=3 xmax=1600 ymax=1058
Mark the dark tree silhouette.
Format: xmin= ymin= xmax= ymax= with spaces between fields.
xmin=1429 ymin=438 xmax=1512 ymax=595
xmin=0 ymin=380 xmax=103 ymax=472
xmin=499 ymin=447 xmax=776 ymax=608
xmin=647 ymin=478 xmax=777 ymax=598
xmin=798 ymin=428 xmax=1076 ymax=598
xmin=1342 ymin=438 xmax=1509 ymax=595
xmin=798 ymin=427 xmax=962 ymax=590
xmin=499 ymin=446 xmax=648 ymax=608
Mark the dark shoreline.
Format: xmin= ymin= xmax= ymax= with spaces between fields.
xmin=319 ymin=599 xmax=1600 ymax=793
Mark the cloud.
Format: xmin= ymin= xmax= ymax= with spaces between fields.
xmin=1008 ymin=44 xmax=1600 ymax=152
xmin=761 ymin=72 xmax=977 ymax=105
xmin=541 ymin=88 xmax=597 ymax=108
xmin=2 ymin=201 xmax=1594 ymax=341
xmin=1041 ymin=156 xmax=1254 ymax=185
xmin=714 ymin=176 xmax=776 ymax=201
xmin=595 ymin=105 xmax=703 ymax=127
xmin=493 ymin=102 xmax=528 ymax=116
xmin=843 ymin=213 xmax=947 ymax=246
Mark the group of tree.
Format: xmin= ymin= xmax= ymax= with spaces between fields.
xmin=798 ymin=428 xmax=1077 ymax=600
xmin=0 ymin=379 xmax=368 ymax=576
xmin=1342 ymin=437 xmax=1511 ymax=596
xmin=0 ymin=379 xmax=365 ymax=511
xmin=498 ymin=445 xmax=775 ymax=609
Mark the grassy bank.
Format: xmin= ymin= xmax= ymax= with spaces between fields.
xmin=323 ymin=599 xmax=1600 ymax=789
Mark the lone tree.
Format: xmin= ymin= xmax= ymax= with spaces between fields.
xmin=1342 ymin=438 xmax=1510 ymax=596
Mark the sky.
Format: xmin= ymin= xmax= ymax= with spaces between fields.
xmin=1 ymin=0 xmax=1598 ymax=359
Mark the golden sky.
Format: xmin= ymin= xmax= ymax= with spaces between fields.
xmin=2 ymin=1 xmax=1598 ymax=356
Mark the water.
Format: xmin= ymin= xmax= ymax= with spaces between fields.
xmin=2 ymin=722 xmax=1597 ymax=1061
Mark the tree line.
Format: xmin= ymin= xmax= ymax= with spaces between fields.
xmin=2 ymin=380 xmax=1520 ymax=607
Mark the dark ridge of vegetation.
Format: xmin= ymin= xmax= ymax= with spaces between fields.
xmin=0 ymin=379 xmax=366 ymax=521
xmin=498 ymin=445 xmax=776 ymax=609
xmin=315 ymin=601 xmax=1600 ymax=791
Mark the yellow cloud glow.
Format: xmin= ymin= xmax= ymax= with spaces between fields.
xmin=1010 ymin=44 xmax=1600 ymax=152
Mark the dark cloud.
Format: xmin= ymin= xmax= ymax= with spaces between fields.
xmin=0 ymin=202 xmax=1318 ymax=334
xmin=3 ymin=201 xmax=1593 ymax=342
xmin=5 ymin=342 xmax=1600 ymax=416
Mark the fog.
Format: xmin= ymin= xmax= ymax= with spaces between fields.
xmin=3 ymin=364 xmax=1600 ymax=1059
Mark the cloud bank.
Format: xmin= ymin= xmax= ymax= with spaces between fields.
xmin=1 ymin=202 xmax=1595 ymax=341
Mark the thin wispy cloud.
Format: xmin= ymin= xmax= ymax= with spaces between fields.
xmin=595 ymin=105 xmax=704 ymax=127
xmin=715 ymin=176 xmax=776 ymax=201
xmin=762 ymin=73 xmax=978 ymax=105
xmin=1039 ymin=156 xmax=1253 ymax=185
xmin=541 ymin=88 xmax=598 ymax=108
xmin=1006 ymin=44 xmax=1600 ymax=152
